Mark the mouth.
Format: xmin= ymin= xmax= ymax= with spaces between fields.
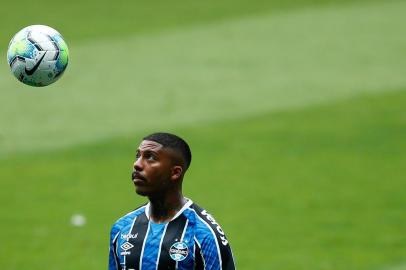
xmin=132 ymin=171 xmax=147 ymax=183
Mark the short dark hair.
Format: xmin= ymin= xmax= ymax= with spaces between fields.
xmin=143 ymin=132 xmax=192 ymax=170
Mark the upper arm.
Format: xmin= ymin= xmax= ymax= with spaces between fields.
xmin=194 ymin=208 xmax=236 ymax=270
xmin=108 ymin=225 xmax=121 ymax=270
xmin=198 ymin=233 xmax=235 ymax=270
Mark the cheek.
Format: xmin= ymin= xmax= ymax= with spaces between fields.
xmin=147 ymin=164 xmax=170 ymax=180
xmin=156 ymin=167 xmax=173 ymax=183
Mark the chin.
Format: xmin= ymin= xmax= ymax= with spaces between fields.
xmin=135 ymin=187 xmax=149 ymax=197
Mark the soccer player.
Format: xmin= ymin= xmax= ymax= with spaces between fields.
xmin=109 ymin=132 xmax=236 ymax=270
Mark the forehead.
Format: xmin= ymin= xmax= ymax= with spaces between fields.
xmin=137 ymin=140 xmax=163 ymax=152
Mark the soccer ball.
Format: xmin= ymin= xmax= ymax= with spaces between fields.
xmin=7 ymin=25 xmax=69 ymax=87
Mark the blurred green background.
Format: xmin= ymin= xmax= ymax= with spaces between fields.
xmin=1 ymin=0 xmax=405 ymax=269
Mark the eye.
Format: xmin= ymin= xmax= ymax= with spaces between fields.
xmin=135 ymin=151 xmax=141 ymax=159
xmin=145 ymin=152 xmax=157 ymax=161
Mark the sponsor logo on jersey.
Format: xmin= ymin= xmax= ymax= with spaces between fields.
xmin=169 ymin=241 xmax=189 ymax=262
xmin=201 ymin=210 xmax=229 ymax=245
xmin=121 ymin=233 xmax=138 ymax=241
xmin=120 ymin=242 xmax=134 ymax=256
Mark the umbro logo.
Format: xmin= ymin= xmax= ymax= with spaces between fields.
xmin=121 ymin=242 xmax=134 ymax=251
xmin=120 ymin=242 xmax=134 ymax=256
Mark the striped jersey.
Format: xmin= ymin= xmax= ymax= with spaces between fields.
xmin=109 ymin=199 xmax=236 ymax=270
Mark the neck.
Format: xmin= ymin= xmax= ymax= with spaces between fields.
xmin=148 ymin=190 xmax=186 ymax=223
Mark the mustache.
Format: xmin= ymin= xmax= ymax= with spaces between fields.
xmin=132 ymin=171 xmax=146 ymax=181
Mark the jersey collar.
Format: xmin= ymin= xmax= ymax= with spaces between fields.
xmin=145 ymin=197 xmax=193 ymax=222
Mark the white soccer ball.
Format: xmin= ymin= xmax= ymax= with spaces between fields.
xmin=7 ymin=25 xmax=69 ymax=87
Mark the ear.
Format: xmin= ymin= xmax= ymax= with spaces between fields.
xmin=171 ymin=165 xmax=183 ymax=181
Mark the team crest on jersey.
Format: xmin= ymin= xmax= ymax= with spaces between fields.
xmin=169 ymin=241 xmax=189 ymax=261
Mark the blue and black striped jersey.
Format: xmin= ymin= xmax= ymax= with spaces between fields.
xmin=109 ymin=199 xmax=236 ymax=270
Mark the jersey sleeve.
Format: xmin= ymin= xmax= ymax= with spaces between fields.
xmin=108 ymin=224 xmax=121 ymax=270
xmin=197 ymin=233 xmax=235 ymax=270
xmin=192 ymin=205 xmax=236 ymax=270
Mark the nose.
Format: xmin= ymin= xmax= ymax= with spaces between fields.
xmin=133 ymin=157 xmax=143 ymax=171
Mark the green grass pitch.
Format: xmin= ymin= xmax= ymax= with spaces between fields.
xmin=0 ymin=0 xmax=405 ymax=269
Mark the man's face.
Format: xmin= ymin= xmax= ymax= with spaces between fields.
xmin=131 ymin=140 xmax=176 ymax=197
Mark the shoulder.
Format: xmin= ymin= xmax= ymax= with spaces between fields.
xmin=186 ymin=202 xmax=236 ymax=268
xmin=187 ymin=202 xmax=229 ymax=246
xmin=187 ymin=202 xmax=224 ymax=228
xmin=110 ymin=204 xmax=147 ymax=235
